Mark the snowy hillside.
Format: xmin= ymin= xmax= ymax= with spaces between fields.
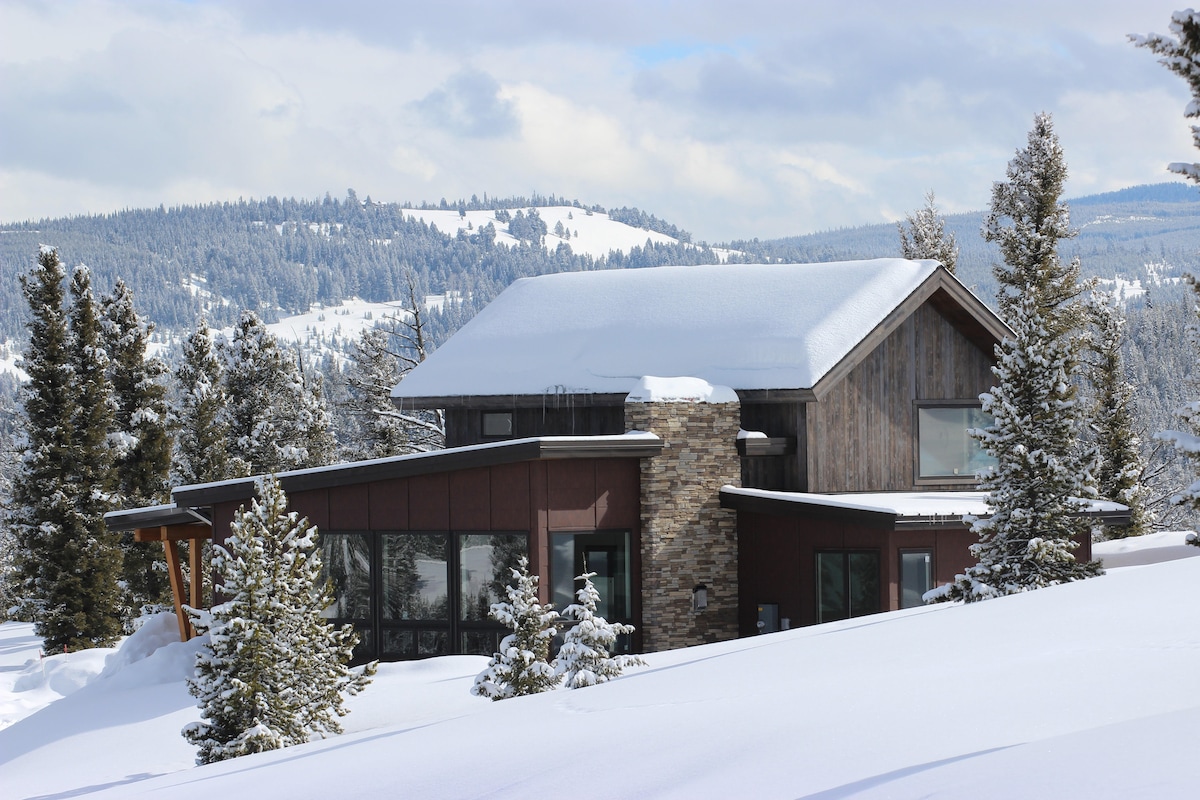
xmin=402 ymin=205 xmax=737 ymax=261
xmin=2 ymin=538 xmax=1198 ymax=799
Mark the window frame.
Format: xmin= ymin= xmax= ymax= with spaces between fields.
xmin=815 ymin=549 xmax=881 ymax=624
xmin=480 ymin=410 xmax=514 ymax=439
xmin=320 ymin=529 xmax=529 ymax=662
xmin=898 ymin=548 xmax=935 ymax=610
xmin=913 ymin=399 xmax=995 ymax=485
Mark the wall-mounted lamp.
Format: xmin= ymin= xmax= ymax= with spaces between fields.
xmin=692 ymin=583 xmax=708 ymax=612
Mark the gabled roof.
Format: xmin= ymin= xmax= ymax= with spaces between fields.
xmin=392 ymin=259 xmax=1008 ymax=406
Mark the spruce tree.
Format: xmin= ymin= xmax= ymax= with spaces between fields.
xmin=173 ymin=319 xmax=231 ymax=485
xmin=183 ymin=475 xmax=373 ymax=764
xmin=897 ymin=190 xmax=959 ymax=273
xmin=554 ymin=572 xmax=644 ymax=689
xmin=1132 ymin=11 xmax=1200 ymax=184
xmin=943 ymin=114 xmax=1102 ymax=602
xmin=102 ymin=279 xmax=174 ymax=611
xmin=472 ymin=556 xmax=560 ymax=700
xmin=1086 ymin=290 xmax=1151 ymax=537
xmin=222 ymin=311 xmax=334 ymax=475
xmin=341 ymin=327 xmax=411 ymax=460
xmin=1156 ymin=275 xmax=1200 ymax=539
xmin=10 ymin=251 xmax=124 ymax=651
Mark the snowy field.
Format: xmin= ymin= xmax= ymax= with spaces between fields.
xmin=1 ymin=536 xmax=1198 ymax=799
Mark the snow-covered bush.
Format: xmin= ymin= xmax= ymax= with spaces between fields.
xmin=554 ymin=572 xmax=644 ymax=689
xmin=471 ymin=556 xmax=560 ymax=700
xmin=182 ymin=475 xmax=373 ymax=764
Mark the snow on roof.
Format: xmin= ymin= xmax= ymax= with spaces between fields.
xmin=721 ymin=487 xmax=1128 ymax=520
xmin=392 ymin=258 xmax=943 ymax=399
xmin=624 ymin=376 xmax=738 ymax=403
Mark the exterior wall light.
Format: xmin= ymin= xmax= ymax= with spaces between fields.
xmin=692 ymin=583 xmax=708 ymax=612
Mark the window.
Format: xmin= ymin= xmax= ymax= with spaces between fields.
xmin=816 ymin=551 xmax=880 ymax=623
xmin=899 ymin=549 xmax=934 ymax=609
xmin=321 ymin=531 xmax=528 ymax=661
xmin=481 ymin=411 xmax=513 ymax=438
xmin=917 ymin=404 xmax=996 ymax=479
xmin=550 ymin=530 xmax=633 ymax=638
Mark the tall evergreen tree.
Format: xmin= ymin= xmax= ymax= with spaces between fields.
xmin=472 ymin=556 xmax=560 ymax=700
xmin=554 ymin=572 xmax=644 ymax=689
xmin=1156 ymin=275 xmax=1200 ymax=540
xmin=1085 ymin=290 xmax=1151 ymax=537
xmin=173 ymin=319 xmax=231 ymax=485
xmin=341 ymin=327 xmax=411 ymax=460
xmin=9 ymin=251 xmax=124 ymax=651
xmin=102 ymin=279 xmax=174 ymax=611
xmin=897 ymin=190 xmax=959 ymax=273
xmin=940 ymin=114 xmax=1101 ymax=602
xmin=183 ymin=475 xmax=373 ymax=764
xmin=1132 ymin=11 xmax=1200 ymax=183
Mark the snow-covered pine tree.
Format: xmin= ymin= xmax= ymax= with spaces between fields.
xmin=10 ymin=251 xmax=125 ymax=650
xmin=1132 ymin=10 xmax=1200 ymax=184
xmin=102 ymin=279 xmax=174 ymax=612
xmin=472 ymin=556 xmax=560 ymax=700
xmin=897 ymin=190 xmax=959 ymax=273
xmin=554 ymin=571 xmax=644 ymax=689
xmin=173 ymin=319 xmax=231 ymax=485
xmin=183 ymin=475 xmax=373 ymax=764
xmin=222 ymin=311 xmax=333 ymax=475
xmin=936 ymin=113 xmax=1102 ymax=602
xmin=1086 ymin=290 xmax=1151 ymax=538
xmin=1155 ymin=275 xmax=1200 ymax=543
xmin=341 ymin=327 xmax=412 ymax=460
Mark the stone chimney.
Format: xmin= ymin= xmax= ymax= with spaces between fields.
xmin=624 ymin=377 xmax=740 ymax=652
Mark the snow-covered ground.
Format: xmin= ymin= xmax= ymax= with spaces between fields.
xmin=2 ymin=535 xmax=1198 ymax=799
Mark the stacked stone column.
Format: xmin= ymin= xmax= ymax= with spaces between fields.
xmin=626 ymin=397 xmax=740 ymax=651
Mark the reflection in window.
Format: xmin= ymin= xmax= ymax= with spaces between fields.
xmin=381 ymin=533 xmax=449 ymax=621
xmin=321 ymin=533 xmax=371 ymax=620
xmin=918 ymin=406 xmax=996 ymax=478
xmin=459 ymin=533 xmax=528 ymax=622
xmin=550 ymin=531 xmax=632 ymax=624
xmin=899 ymin=550 xmax=934 ymax=609
xmin=816 ymin=551 xmax=879 ymax=623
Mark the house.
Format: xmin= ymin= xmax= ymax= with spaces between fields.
xmin=107 ymin=258 xmax=1128 ymax=659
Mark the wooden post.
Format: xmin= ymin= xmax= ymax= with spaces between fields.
xmin=189 ymin=538 xmax=204 ymax=610
xmin=163 ymin=537 xmax=191 ymax=641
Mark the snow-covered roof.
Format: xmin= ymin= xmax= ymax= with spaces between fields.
xmin=393 ymin=259 xmax=958 ymax=401
xmin=624 ymin=376 xmax=738 ymax=403
xmin=720 ymin=487 xmax=1130 ymax=525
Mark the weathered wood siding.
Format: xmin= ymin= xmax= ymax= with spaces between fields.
xmin=739 ymin=402 xmax=806 ymax=490
xmin=806 ymin=302 xmax=996 ymax=493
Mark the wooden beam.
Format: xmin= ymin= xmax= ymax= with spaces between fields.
xmin=134 ymin=523 xmax=210 ymax=542
xmin=188 ymin=538 xmax=204 ymax=610
xmin=163 ymin=540 xmax=192 ymax=641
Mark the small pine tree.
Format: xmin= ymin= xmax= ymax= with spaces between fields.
xmin=897 ymin=190 xmax=959 ymax=273
xmin=472 ymin=556 xmax=560 ymax=700
xmin=1086 ymin=290 xmax=1151 ymax=537
xmin=554 ymin=572 xmax=644 ymax=689
xmin=1131 ymin=11 xmax=1200 ymax=184
xmin=183 ymin=475 xmax=373 ymax=764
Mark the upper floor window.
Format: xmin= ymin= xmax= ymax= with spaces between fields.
xmin=481 ymin=411 xmax=513 ymax=438
xmin=916 ymin=403 xmax=996 ymax=480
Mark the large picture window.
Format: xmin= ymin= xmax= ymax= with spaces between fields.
xmin=816 ymin=550 xmax=880 ymax=623
xmin=917 ymin=404 xmax=996 ymax=480
xmin=321 ymin=530 xmax=528 ymax=662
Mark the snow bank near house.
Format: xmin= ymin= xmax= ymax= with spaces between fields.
xmin=4 ymin=537 xmax=1200 ymax=799
xmin=1094 ymin=530 xmax=1200 ymax=568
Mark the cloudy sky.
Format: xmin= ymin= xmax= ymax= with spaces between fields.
xmin=0 ymin=0 xmax=1194 ymax=241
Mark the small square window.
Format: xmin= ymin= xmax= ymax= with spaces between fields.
xmin=481 ymin=411 xmax=512 ymax=438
